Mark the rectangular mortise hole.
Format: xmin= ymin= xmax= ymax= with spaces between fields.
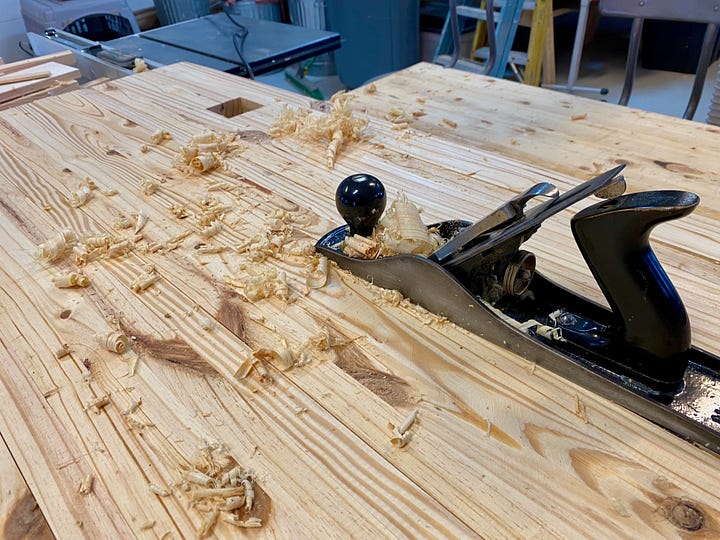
xmin=208 ymin=97 xmax=262 ymax=118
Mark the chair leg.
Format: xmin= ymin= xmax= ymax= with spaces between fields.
xmin=619 ymin=17 xmax=643 ymax=106
xmin=683 ymin=23 xmax=719 ymax=120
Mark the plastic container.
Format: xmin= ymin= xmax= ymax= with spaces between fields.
xmin=325 ymin=0 xmax=419 ymax=88
xmin=65 ymin=14 xmax=137 ymax=41
xmin=20 ymin=0 xmax=139 ymax=36
xmin=152 ymin=0 xmax=209 ymax=25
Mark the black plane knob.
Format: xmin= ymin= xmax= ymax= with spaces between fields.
xmin=571 ymin=190 xmax=699 ymax=390
xmin=335 ymin=174 xmax=386 ymax=237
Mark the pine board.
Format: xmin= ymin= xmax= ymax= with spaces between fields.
xmin=0 ymin=62 xmax=717 ymax=538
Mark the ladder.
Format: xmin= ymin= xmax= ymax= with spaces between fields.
xmin=433 ymin=0 xmax=550 ymax=85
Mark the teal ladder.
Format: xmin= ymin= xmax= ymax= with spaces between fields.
xmin=433 ymin=0 xmax=527 ymax=78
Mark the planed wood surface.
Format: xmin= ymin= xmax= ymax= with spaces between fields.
xmin=0 ymin=61 xmax=717 ymax=538
xmin=347 ymin=62 xmax=720 ymax=221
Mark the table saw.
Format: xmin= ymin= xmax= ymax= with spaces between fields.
xmin=28 ymin=12 xmax=340 ymax=80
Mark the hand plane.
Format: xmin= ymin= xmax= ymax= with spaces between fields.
xmin=316 ymin=167 xmax=720 ymax=453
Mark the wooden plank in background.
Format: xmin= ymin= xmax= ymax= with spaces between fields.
xmin=0 ymin=62 xmax=80 ymax=105
xmin=0 ymin=51 xmax=75 ymax=76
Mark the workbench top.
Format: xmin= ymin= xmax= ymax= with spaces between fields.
xmin=0 ymin=61 xmax=718 ymax=538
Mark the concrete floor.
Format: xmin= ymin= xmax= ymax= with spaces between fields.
xmin=550 ymin=16 xmax=720 ymax=123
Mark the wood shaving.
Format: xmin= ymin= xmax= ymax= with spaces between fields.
xmin=66 ymin=183 xmax=93 ymax=208
xmin=52 ymin=272 xmax=89 ymax=288
xmin=571 ymin=113 xmax=588 ymax=121
xmin=234 ymin=356 xmax=257 ymax=379
xmin=150 ymin=129 xmax=172 ymax=144
xmin=374 ymin=193 xmax=442 ymax=256
xmin=269 ymin=91 xmax=367 ymax=169
xmin=113 ymin=212 xmax=134 ymax=230
xmin=133 ymin=211 xmax=149 ymax=234
xmin=78 ymin=474 xmax=94 ymax=495
xmin=306 ymin=255 xmax=329 ymax=289
xmin=389 ymin=408 xmax=418 ymax=448
xmin=106 ymin=240 xmax=131 ymax=259
xmin=174 ymin=130 xmax=238 ymax=176
xmin=227 ymin=264 xmax=288 ymax=301
xmin=341 ymin=234 xmax=380 ymax=259
xmin=253 ymin=341 xmax=295 ymax=371
xmin=200 ymin=219 xmax=223 ymax=239
xmin=574 ymin=394 xmax=589 ymax=423
xmin=169 ymin=204 xmax=188 ymax=219
xmin=140 ymin=178 xmax=159 ymax=195
xmin=55 ymin=343 xmax=70 ymax=359
xmin=95 ymin=331 xmax=129 ymax=354
xmin=130 ymin=266 xmax=160 ymax=293
xmin=36 ymin=229 xmax=76 ymax=262
xmin=365 ymin=82 xmax=377 ymax=94
xmin=121 ymin=399 xmax=142 ymax=415
xmin=85 ymin=394 xmax=110 ymax=414
xmin=176 ymin=448 xmax=264 ymax=535
xmin=149 ymin=483 xmax=172 ymax=497
xmin=133 ymin=58 xmax=148 ymax=73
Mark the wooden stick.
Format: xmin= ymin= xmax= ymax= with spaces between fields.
xmin=0 ymin=51 xmax=74 ymax=76
xmin=0 ymin=71 xmax=51 ymax=86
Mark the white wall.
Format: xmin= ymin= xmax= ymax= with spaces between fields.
xmin=0 ymin=0 xmax=30 ymax=62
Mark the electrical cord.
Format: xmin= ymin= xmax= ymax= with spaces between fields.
xmin=220 ymin=3 xmax=255 ymax=79
xmin=18 ymin=40 xmax=34 ymax=57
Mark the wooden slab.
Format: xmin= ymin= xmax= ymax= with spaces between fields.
xmin=0 ymin=62 xmax=80 ymax=105
xmin=0 ymin=62 xmax=717 ymax=538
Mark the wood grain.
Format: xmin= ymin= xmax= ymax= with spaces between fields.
xmin=0 ymin=62 xmax=716 ymax=538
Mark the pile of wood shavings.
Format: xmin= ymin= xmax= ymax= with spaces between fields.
xmin=342 ymin=193 xmax=444 ymax=258
xmin=160 ymin=446 xmax=264 ymax=536
xmin=174 ymin=130 xmax=245 ymax=175
xmin=269 ymin=91 xmax=367 ymax=169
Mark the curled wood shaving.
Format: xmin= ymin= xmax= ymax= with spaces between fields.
xmin=36 ymin=229 xmax=77 ymax=262
xmin=306 ymin=255 xmax=329 ymax=289
xmin=174 ymin=130 xmax=239 ymax=176
xmin=133 ymin=58 xmax=148 ymax=73
xmin=140 ymin=178 xmax=159 ymax=195
xmin=226 ymin=264 xmax=289 ymax=301
xmin=130 ymin=266 xmax=160 ymax=293
xmin=149 ymin=483 xmax=172 ymax=497
xmin=269 ymin=91 xmax=367 ymax=169
xmin=95 ymin=331 xmax=129 ymax=354
xmin=52 ymin=272 xmax=89 ymax=288
xmin=389 ymin=409 xmax=418 ymax=448
xmin=176 ymin=448 xmax=264 ymax=535
xmin=66 ymin=184 xmax=93 ymax=208
xmin=150 ymin=129 xmax=172 ymax=144
xmin=134 ymin=211 xmax=149 ymax=234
